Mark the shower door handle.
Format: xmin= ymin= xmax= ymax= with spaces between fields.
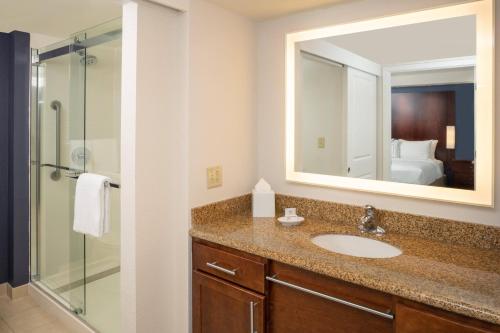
xmin=50 ymin=100 xmax=62 ymax=181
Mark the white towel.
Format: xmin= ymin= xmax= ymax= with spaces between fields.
xmin=73 ymin=173 xmax=111 ymax=237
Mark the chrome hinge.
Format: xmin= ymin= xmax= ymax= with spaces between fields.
xmin=31 ymin=53 xmax=39 ymax=65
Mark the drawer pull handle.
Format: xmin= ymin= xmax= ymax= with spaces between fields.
xmin=266 ymin=275 xmax=394 ymax=320
xmin=206 ymin=262 xmax=238 ymax=276
xmin=249 ymin=301 xmax=258 ymax=333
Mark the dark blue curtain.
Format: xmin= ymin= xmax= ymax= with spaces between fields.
xmin=0 ymin=31 xmax=30 ymax=287
xmin=0 ymin=32 xmax=10 ymax=285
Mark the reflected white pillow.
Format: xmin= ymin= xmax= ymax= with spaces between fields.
xmin=391 ymin=139 xmax=400 ymax=158
xmin=399 ymin=140 xmax=432 ymax=160
xmin=430 ymin=140 xmax=438 ymax=159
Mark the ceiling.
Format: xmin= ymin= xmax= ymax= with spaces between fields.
xmin=326 ymin=15 xmax=476 ymax=65
xmin=206 ymin=0 xmax=356 ymax=20
xmin=0 ymin=0 xmax=356 ymax=40
xmin=0 ymin=0 xmax=121 ymax=38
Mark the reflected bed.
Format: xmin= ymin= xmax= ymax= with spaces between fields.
xmin=390 ymin=159 xmax=445 ymax=185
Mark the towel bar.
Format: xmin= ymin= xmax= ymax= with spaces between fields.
xmin=40 ymin=163 xmax=121 ymax=189
xmin=66 ymin=175 xmax=121 ymax=189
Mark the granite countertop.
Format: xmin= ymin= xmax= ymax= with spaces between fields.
xmin=190 ymin=213 xmax=500 ymax=325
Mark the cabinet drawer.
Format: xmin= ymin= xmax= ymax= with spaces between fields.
xmin=268 ymin=261 xmax=394 ymax=333
xmin=193 ymin=241 xmax=265 ymax=293
xmin=395 ymin=302 xmax=499 ymax=333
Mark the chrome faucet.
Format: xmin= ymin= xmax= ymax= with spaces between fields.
xmin=359 ymin=205 xmax=385 ymax=235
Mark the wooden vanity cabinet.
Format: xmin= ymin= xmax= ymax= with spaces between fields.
xmin=192 ymin=239 xmax=267 ymax=333
xmin=192 ymin=239 xmax=500 ymax=333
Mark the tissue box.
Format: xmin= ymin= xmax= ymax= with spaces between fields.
xmin=252 ymin=190 xmax=275 ymax=217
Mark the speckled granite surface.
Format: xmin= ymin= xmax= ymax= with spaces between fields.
xmin=190 ymin=195 xmax=500 ymax=325
xmin=191 ymin=194 xmax=251 ymax=224
xmin=276 ymin=194 xmax=500 ymax=249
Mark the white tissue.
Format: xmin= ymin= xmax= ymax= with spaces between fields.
xmin=252 ymin=178 xmax=275 ymax=217
xmin=254 ymin=178 xmax=272 ymax=192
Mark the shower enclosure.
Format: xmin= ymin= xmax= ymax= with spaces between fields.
xmin=30 ymin=19 xmax=122 ymax=333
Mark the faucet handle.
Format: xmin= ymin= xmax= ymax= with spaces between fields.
xmin=364 ymin=205 xmax=376 ymax=215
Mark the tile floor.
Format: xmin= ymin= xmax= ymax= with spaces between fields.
xmin=0 ymin=295 xmax=72 ymax=333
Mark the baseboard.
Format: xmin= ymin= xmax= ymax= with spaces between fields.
xmin=29 ymin=283 xmax=95 ymax=333
xmin=6 ymin=283 xmax=28 ymax=300
xmin=0 ymin=283 xmax=6 ymax=297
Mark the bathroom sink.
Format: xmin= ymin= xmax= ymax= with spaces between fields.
xmin=311 ymin=234 xmax=402 ymax=259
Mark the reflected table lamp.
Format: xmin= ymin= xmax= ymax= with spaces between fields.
xmin=445 ymin=125 xmax=456 ymax=186
xmin=446 ymin=125 xmax=455 ymax=150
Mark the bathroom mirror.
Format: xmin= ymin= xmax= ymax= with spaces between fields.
xmin=286 ymin=0 xmax=494 ymax=206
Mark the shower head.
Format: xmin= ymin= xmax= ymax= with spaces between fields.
xmin=80 ymin=54 xmax=98 ymax=66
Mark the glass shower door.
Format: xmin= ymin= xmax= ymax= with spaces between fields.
xmin=32 ymin=42 xmax=87 ymax=314
xmin=31 ymin=18 xmax=122 ymax=332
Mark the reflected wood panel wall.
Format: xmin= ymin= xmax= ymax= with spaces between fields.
xmin=391 ymin=91 xmax=455 ymax=164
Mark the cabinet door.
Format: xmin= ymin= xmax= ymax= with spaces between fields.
xmin=193 ymin=271 xmax=265 ymax=333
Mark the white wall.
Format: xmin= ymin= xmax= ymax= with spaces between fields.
xmin=392 ymin=67 xmax=475 ymax=86
xmin=30 ymin=33 xmax=62 ymax=49
xmin=121 ymin=1 xmax=189 ymax=332
xmin=256 ymin=0 xmax=500 ymax=227
xmin=120 ymin=0 xmax=256 ymax=331
xmin=189 ymin=0 xmax=257 ymax=207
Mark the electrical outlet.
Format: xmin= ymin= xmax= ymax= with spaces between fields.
xmin=318 ymin=137 xmax=325 ymax=149
xmin=207 ymin=166 xmax=223 ymax=189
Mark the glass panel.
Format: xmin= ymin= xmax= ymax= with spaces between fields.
xmin=34 ymin=47 xmax=86 ymax=313
xmin=72 ymin=17 xmax=122 ymax=40
xmin=30 ymin=51 xmax=39 ymax=280
xmin=80 ymin=26 xmax=121 ymax=333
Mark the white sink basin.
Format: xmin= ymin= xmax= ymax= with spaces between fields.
xmin=311 ymin=234 xmax=402 ymax=259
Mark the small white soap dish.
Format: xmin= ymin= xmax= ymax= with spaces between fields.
xmin=277 ymin=216 xmax=304 ymax=226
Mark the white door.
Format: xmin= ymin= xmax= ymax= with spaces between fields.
xmin=346 ymin=67 xmax=377 ymax=179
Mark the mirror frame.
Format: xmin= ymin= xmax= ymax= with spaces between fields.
xmin=285 ymin=0 xmax=494 ymax=206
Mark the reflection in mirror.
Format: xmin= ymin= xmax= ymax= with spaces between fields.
xmin=295 ymin=15 xmax=476 ymax=190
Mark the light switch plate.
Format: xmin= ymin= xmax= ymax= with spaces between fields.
xmin=318 ymin=137 xmax=325 ymax=149
xmin=207 ymin=166 xmax=223 ymax=189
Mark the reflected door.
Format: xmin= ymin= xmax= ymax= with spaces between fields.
xmin=346 ymin=67 xmax=377 ymax=179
